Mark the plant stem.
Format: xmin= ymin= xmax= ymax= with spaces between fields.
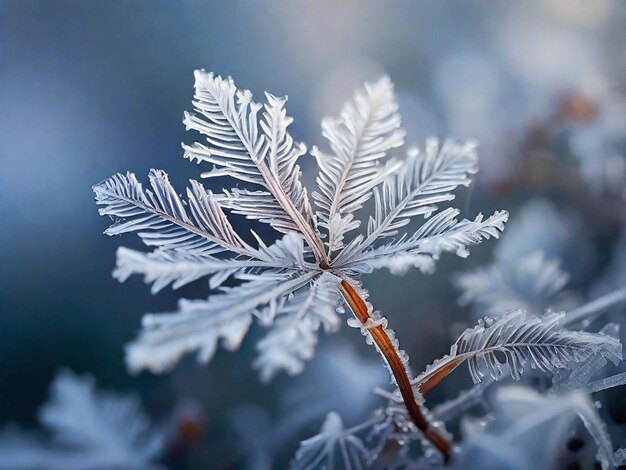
xmin=338 ymin=280 xmax=452 ymax=461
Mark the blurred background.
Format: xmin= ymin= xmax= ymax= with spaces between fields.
xmin=2 ymin=1 xmax=626 ymax=468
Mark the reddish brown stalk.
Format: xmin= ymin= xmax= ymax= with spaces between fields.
xmin=415 ymin=359 xmax=464 ymax=395
xmin=339 ymin=280 xmax=452 ymax=462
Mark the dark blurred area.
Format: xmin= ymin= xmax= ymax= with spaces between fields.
xmin=2 ymin=1 xmax=626 ymax=468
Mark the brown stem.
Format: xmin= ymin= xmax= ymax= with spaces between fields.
xmin=339 ymin=280 xmax=452 ymax=462
xmin=414 ymin=358 xmax=464 ymax=395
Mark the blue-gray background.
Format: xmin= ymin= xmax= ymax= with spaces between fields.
xmin=2 ymin=1 xmax=626 ymax=468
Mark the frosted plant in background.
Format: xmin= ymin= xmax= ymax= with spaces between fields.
xmin=224 ymin=345 xmax=386 ymax=469
xmin=94 ymin=71 xmax=511 ymax=457
xmin=492 ymin=199 xmax=574 ymax=262
xmin=453 ymin=251 xmax=573 ymax=317
xmin=458 ymin=386 xmax=614 ymax=470
xmin=0 ymin=370 xmax=163 ymax=470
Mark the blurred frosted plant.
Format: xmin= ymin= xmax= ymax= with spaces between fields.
xmin=282 ymin=343 xmax=387 ymax=425
xmin=457 ymin=386 xmax=615 ymax=470
xmin=564 ymin=92 xmax=626 ymax=195
xmin=94 ymin=71 xmax=511 ymax=457
xmin=226 ymin=345 xmax=386 ymax=469
xmin=493 ymin=199 xmax=573 ymax=262
xmin=0 ymin=370 xmax=163 ymax=470
xmin=453 ymin=251 xmax=572 ymax=317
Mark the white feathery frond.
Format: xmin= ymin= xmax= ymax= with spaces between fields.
xmin=113 ymin=231 xmax=309 ymax=294
xmin=363 ymin=138 xmax=478 ymax=247
xmin=261 ymin=92 xmax=314 ymax=225
xmin=312 ymin=76 xmax=405 ymax=252
xmin=114 ymin=247 xmax=270 ymax=294
xmin=341 ymin=208 xmax=508 ymax=272
xmin=93 ymin=170 xmax=256 ymax=258
xmin=182 ymin=71 xmax=325 ymax=261
xmin=290 ymin=412 xmax=370 ymax=470
xmin=454 ymin=251 xmax=571 ymax=316
xmin=414 ymin=310 xmax=622 ymax=387
xmin=126 ymin=271 xmax=318 ymax=374
xmin=254 ymin=273 xmax=342 ymax=382
xmin=413 ymin=209 xmax=509 ymax=259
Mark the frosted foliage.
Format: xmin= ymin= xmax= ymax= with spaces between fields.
xmin=415 ymin=310 xmax=622 ymax=386
xmin=454 ymin=251 xmax=571 ymax=316
xmin=94 ymin=71 xmax=508 ymax=378
xmin=0 ymin=371 xmax=162 ymax=470
xmin=254 ymin=273 xmax=342 ymax=382
xmin=458 ymin=386 xmax=615 ymax=470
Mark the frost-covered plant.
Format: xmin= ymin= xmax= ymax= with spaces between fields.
xmin=94 ymin=71 xmax=512 ymax=458
xmin=0 ymin=370 xmax=163 ymax=470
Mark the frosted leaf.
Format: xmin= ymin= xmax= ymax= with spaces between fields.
xmin=290 ymin=412 xmax=371 ymax=470
xmin=0 ymin=370 xmax=162 ymax=470
xmin=415 ymin=310 xmax=622 ymax=388
xmin=312 ymin=76 xmax=405 ymax=252
xmin=254 ymin=273 xmax=342 ymax=382
xmin=127 ymin=271 xmax=317 ymax=373
xmin=458 ymin=386 xmax=615 ymax=470
xmin=114 ymin=246 xmax=270 ymax=293
xmin=182 ymin=72 xmax=322 ymax=258
xmin=342 ymin=208 xmax=508 ymax=273
xmin=364 ymin=138 xmax=478 ymax=246
xmin=94 ymin=171 xmax=256 ymax=258
xmin=454 ymin=251 xmax=571 ymax=317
